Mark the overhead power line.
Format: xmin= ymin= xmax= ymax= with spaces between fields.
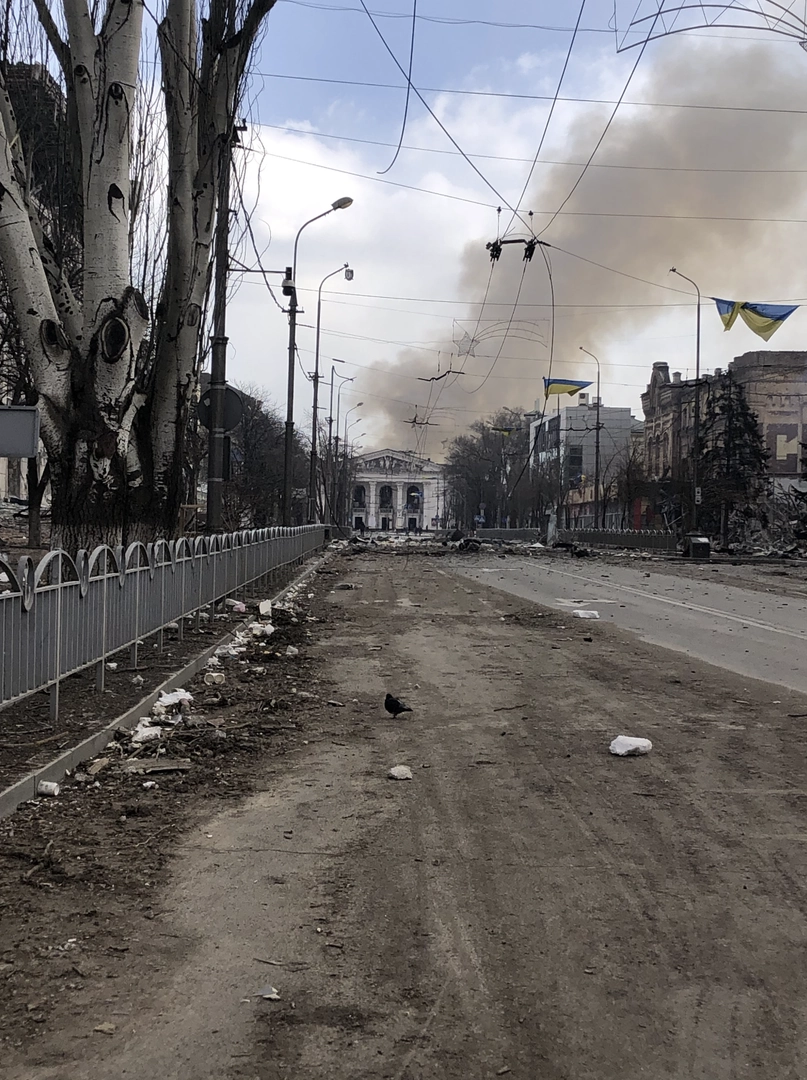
xmin=254 ymin=70 xmax=807 ymax=115
xmin=263 ymin=122 xmax=807 ymax=174
xmin=260 ymin=150 xmax=807 ymax=224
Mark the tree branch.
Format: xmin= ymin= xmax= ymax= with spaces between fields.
xmin=30 ymin=0 xmax=70 ymax=72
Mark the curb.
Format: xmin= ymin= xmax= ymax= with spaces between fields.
xmin=0 ymin=549 xmax=332 ymax=822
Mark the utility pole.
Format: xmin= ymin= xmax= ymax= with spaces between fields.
xmin=670 ymin=267 xmax=702 ymax=532
xmin=282 ymin=265 xmax=297 ymax=526
xmin=206 ymin=129 xmax=233 ymax=533
xmin=579 ymin=347 xmax=602 ymax=529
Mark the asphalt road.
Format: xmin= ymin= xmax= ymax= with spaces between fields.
xmin=451 ymin=556 xmax=807 ymax=694
xmin=13 ymin=553 xmax=807 ymax=1080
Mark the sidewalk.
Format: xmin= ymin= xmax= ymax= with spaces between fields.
xmin=4 ymin=549 xmax=807 ymax=1078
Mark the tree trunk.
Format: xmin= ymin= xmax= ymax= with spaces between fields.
xmin=25 ymin=456 xmax=48 ymax=550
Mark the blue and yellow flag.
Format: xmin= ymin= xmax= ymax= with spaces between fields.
xmin=544 ymin=377 xmax=592 ymax=397
xmin=713 ymin=298 xmax=798 ymax=342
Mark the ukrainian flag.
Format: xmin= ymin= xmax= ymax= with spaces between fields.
xmin=713 ymin=298 xmax=798 ymax=342
xmin=544 ymin=377 xmax=592 ymax=397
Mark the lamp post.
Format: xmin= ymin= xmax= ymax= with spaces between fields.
xmin=283 ymin=196 xmax=353 ymax=526
xmin=343 ymin=408 xmax=363 ymax=527
xmin=669 ymin=267 xmax=702 ymax=531
xmin=332 ymin=376 xmax=354 ymax=523
xmin=308 ymin=267 xmax=353 ymax=522
xmin=579 ymin=347 xmax=602 ymax=530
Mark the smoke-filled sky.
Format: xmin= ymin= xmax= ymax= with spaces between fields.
xmin=224 ymin=0 xmax=807 ymax=460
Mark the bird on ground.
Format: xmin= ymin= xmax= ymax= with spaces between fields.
xmin=385 ymin=693 xmax=412 ymax=719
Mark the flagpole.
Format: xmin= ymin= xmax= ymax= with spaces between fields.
xmin=670 ymin=268 xmax=701 ymax=532
xmin=557 ymin=395 xmax=562 ymax=535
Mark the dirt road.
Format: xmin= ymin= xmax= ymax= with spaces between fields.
xmin=6 ymin=550 xmax=807 ymax=1078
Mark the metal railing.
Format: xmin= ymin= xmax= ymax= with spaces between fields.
xmin=558 ymin=528 xmax=678 ymax=552
xmin=0 ymin=526 xmax=326 ymax=720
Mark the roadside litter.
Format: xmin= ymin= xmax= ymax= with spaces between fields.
xmin=609 ymin=736 xmax=652 ymax=756
xmin=256 ymin=986 xmax=281 ymax=1001
xmin=572 ymin=610 xmax=600 ymax=620
xmin=285 ymin=645 xmax=299 ymax=657
xmin=36 ymin=780 xmax=60 ymax=797
xmin=388 ymin=765 xmax=413 ymax=780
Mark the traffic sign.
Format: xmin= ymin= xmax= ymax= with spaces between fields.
xmin=197 ymin=386 xmax=243 ymax=431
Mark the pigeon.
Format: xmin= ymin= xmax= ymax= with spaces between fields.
xmin=385 ymin=693 xmax=412 ymax=719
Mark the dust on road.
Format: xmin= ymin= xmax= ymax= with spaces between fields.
xmin=5 ymin=549 xmax=807 ymax=1079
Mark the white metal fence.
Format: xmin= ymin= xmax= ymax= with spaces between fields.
xmin=0 ymin=526 xmax=326 ymax=720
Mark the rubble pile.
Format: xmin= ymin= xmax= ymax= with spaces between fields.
xmin=58 ymin=594 xmax=322 ymax=797
xmin=330 ymin=533 xmax=549 ymax=559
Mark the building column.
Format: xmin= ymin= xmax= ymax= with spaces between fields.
xmin=368 ymin=481 xmax=377 ymax=529
xmin=397 ymin=482 xmax=406 ymax=528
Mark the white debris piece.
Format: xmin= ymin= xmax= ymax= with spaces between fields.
xmin=388 ymin=765 xmax=413 ymax=781
xmin=250 ymin=622 xmax=275 ymax=638
xmin=142 ymin=781 xmax=158 ymax=790
xmin=609 ymin=736 xmax=652 ymax=757
xmin=285 ymin=645 xmax=299 ymax=657
xmin=257 ymin=986 xmax=281 ymax=1001
xmin=158 ymin=688 xmax=193 ymax=712
xmin=106 ymin=662 xmax=118 ymax=671
xmin=132 ymin=719 xmax=163 ymax=745
xmin=205 ymin=655 xmax=222 ymax=669
xmin=204 ymin=672 xmax=226 ymax=686
xmin=36 ymin=780 xmax=60 ymax=797
xmin=259 ymin=599 xmax=272 ymax=617
xmin=572 ymin=610 xmax=600 ymax=619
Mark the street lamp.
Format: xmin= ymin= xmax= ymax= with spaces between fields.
xmin=579 ymin=347 xmax=601 ymax=530
xmin=330 ymin=370 xmax=353 ymax=523
xmin=283 ymin=196 xmax=353 ymax=526
xmin=669 ymin=266 xmax=702 ymax=531
xmin=308 ymin=266 xmax=353 ymax=522
xmin=343 ymin=409 xmax=363 ymax=527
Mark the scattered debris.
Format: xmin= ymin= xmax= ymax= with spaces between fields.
xmin=225 ymin=598 xmax=247 ymax=613
xmin=131 ymin=719 xmax=163 ymax=745
xmin=609 ymin=736 xmax=653 ymax=757
xmin=87 ymin=757 xmax=109 ymax=777
xmin=259 ymin=599 xmax=272 ymax=617
xmin=388 ymin=765 xmax=413 ymax=781
xmin=35 ymin=780 xmax=60 ymax=797
xmin=572 ymin=610 xmax=600 ymax=620
xmin=204 ymin=672 xmax=226 ymax=686
xmin=256 ymin=986 xmax=281 ymax=1001
xmin=142 ymin=781 xmax=158 ymax=790
xmin=106 ymin=662 xmax=118 ymax=671
xmin=285 ymin=645 xmax=299 ymax=657
xmin=93 ymin=1022 xmax=117 ymax=1035
xmin=131 ymin=674 xmax=145 ymax=688
xmin=123 ymin=758 xmax=193 ymax=775
xmin=327 ymin=700 xmax=345 ymax=707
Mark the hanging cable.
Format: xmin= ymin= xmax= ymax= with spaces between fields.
xmin=379 ymin=0 xmax=417 ymax=174
xmin=503 ymin=0 xmax=587 ymax=238
xmin=356 ymin=0 xmax=531 ymax=228
xmin=538 ymin=6 xmax=667 ymax=238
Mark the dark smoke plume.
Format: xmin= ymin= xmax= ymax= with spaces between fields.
xmin=362 ymin=39 xmax=807 ymax=457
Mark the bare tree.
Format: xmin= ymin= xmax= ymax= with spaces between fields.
xmin=0 ymin=0 xmax=278 ymax=551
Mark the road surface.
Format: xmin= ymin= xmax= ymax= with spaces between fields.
xmin=451 ymin=555 xmax=807 ymax=693
xmin=9 ymin=551 xmax=807 ymax=1079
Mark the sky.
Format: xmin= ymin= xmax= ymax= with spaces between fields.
xmin=221 ymin=0 xmax=807 ymax=461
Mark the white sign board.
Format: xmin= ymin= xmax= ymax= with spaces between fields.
xmin=0 ymin=406 xmax=40 ymax=458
